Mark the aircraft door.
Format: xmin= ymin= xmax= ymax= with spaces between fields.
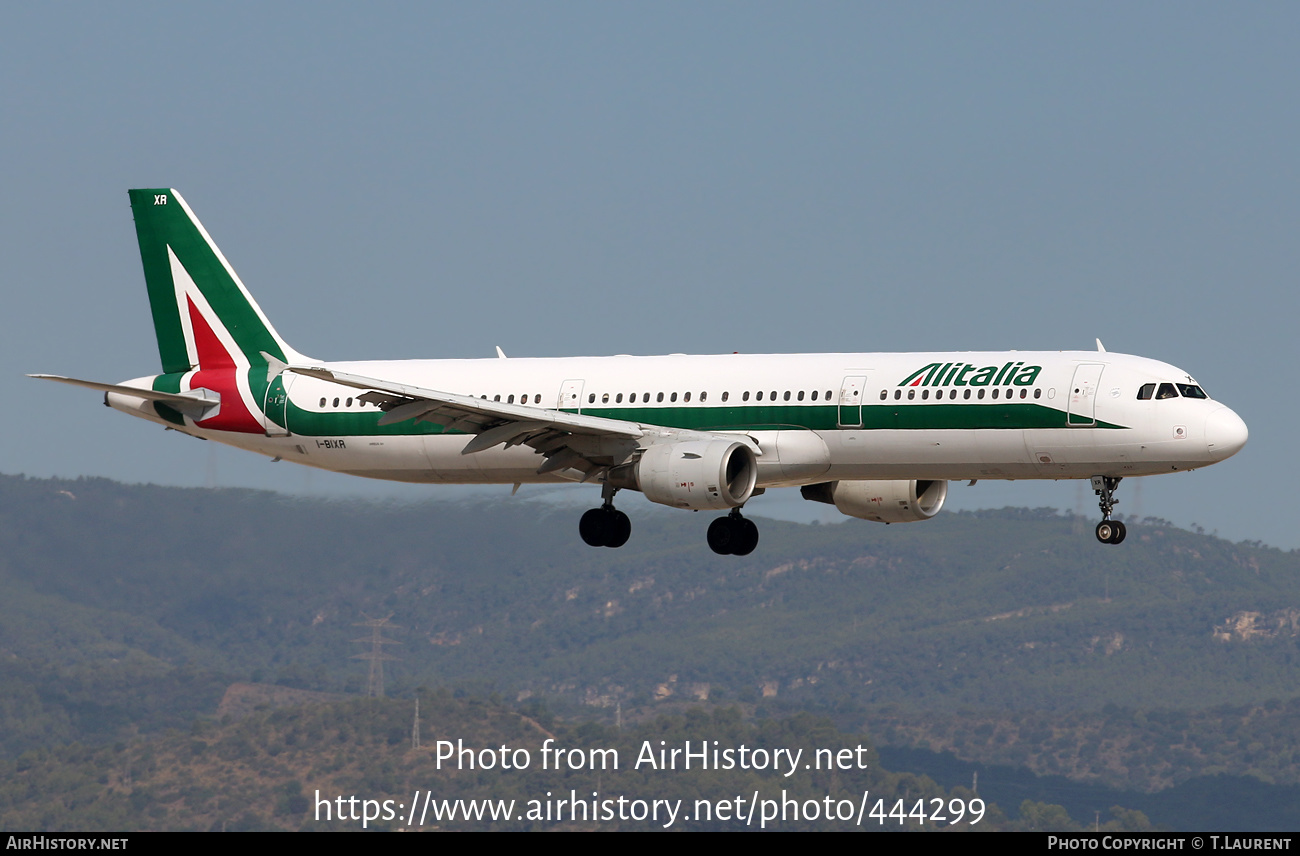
xmin=1067 ymin=364 xmax=1104 ymax=426
xmin=558 ymin=379 xmax=585 ymax=413
xmin=838 ymin=376 xmax=866 ymax=427
xmin=263 ymin=372 xmax=295 ymax=437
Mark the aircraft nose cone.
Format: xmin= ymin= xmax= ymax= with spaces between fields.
xmin=1206 ymin=406 xmax=1248 ymax=461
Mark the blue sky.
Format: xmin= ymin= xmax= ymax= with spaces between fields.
xmin=3 ymin=4 xmax=1296 ymax=546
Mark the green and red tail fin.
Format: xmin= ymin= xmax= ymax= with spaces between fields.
xmin=128 ymin=189 xmax=309 ymax=433
xmin=128 ymin=189 xmax=309 ymax=375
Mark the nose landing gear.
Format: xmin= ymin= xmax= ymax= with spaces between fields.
xmin=1091 ymin=476 xmax=1126 ymax=544
xmin=707 ymin=508 xmax=760 ymax=556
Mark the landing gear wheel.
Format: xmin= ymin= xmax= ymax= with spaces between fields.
xmin=580 ymin=508 xmax=609 ymax=547
xmin=606 ymin=509 xmax=631 ymax=548
xmin=1090 ymin=476 xmax=1126 ymax=546
xmin=707 ymin=517 xmax=736 ymax=555
xmin=580 ymin=506 xmax=631 ymax=549
xmin=733 ymin=518 xmax=759 ymax=556
xmin=580 ymin=482 xmax=631 ymax=549
xmin=1095 ymin=520 xmax=1127 ymax=545
xmin=707 ymin=510 xmax=760 ymax=556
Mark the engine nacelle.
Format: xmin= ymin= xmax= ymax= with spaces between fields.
xmin=610 ymin=440 xmax=758 ymax=510
xmin=801 ymin=479 xmax=948 ymax=523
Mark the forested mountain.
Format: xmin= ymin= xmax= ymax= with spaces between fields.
xmin=3 ymin=689 xmax=1119 ymax=832
xmin=1 ymin=472 xmax=1297 ymax=824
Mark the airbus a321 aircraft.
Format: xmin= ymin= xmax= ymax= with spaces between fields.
xmin=34 ymin=189 xmax=1248 ymax=555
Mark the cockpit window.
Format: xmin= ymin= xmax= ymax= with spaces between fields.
xmin=1137 ymin=383 xmax=1155 ymax=400
xmin=1157 ymin=383 xmax=1179 ymax=400
xmin=1177 ymin=384 xmax=1208 ymax=400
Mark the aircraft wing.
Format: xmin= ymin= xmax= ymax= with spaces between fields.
xmin=289 ymin=366 xmax=732 ymax=480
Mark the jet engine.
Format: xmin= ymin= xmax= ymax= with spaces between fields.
xmin=608 ymin=440 xmax=758 ymax=511
xmin=800 ymin=479 xmax=948 ymax=523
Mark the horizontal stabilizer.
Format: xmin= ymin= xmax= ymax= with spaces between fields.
xmin=29 ymin=374 xmax=221 ymax=421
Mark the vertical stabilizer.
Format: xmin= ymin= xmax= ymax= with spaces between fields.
xmin=128 ymin=189 xmax=307 ymax=374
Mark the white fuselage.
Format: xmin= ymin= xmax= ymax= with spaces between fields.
xmin=111 ymin=349 xmax=1248 ymax=488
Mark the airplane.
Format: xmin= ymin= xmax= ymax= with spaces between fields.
xmin=33 ymin=189 xmax=1248 ymax=554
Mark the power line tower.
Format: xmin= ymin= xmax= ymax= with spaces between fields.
xmin=352 ymin=614 xmax=401 ymax=697
xmin=412 ymin=697 xmax=421 ymax=750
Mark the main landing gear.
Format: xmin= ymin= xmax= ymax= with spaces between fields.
xmin=1091 ymin=476 xmax=1126 ymax=545
xmin=707 ymin=508 xmax=760 ymax=556
xmin=577 ymin=482 xmax=761 ymax=555
xmin=580 ymin=483 xmax=631 ymax=548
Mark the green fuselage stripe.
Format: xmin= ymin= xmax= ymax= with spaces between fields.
xmin=277 ymin=401 xmax=1126 ymax=437
xmin=150 ymin=372 xmax=186 ymax=426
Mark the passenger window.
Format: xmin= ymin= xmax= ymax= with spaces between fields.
xmin=922 ymin=390 xmax=929 ymax=400
xmin=880 ymin=390 xmax=888 ymax=400
xmin=671 ymin=392 xmax=678 ymax=402
xmin=1034 ymin=389 xmax=1042 ymax=399
xmin=991 ymin=389 xmax=999 ymax=400
xmin=907 ymin=389 xmax=915 ymax=400
xmin=1157 ymin=383 xmax=1178 ymax=400
xmin=964 ymin=389 xmax=971 ymax=400
xmin=783 ymin=391 xmax=791 ymax=401
xmin=615 ymin=393 xmax=623 ymax=403
xmin=494 ymin=394 xmax=501 ymax=402
xmin=319 ymin=398 xmax=326 ymax=407
xmin=588 ymin=393 xmax=596 ymax=404
xmin=771 ymin=391 xmax=778 ymax=401
xmin=700 ymin=391 xmax=707 ymax=402
xmin=949 ymin=390 xmax=957 ymax=400
xmin=756 ymin=391 xmax=764 ymax=401
xmin=333 ymin=397 xmax=340 ymax=407
xmin=742 ymin=391 xmax=750 ymax=402
xmin=722 ymin=391 xmax=729 ymax=402
xmin=811 ymin=390 xmax=819 ymax=401
xmin=657 ymin=392 xmax=664 ymax=402
xmin=602 ymin=393 xmax=610 ymax=403
xmin=894 ymin=390 xmax=901 ymax=400
xmin=508 ymin=395 xmax=515 ymax=404
xmin=684 ymin=392 xmax=692 ymax=402
xmin=977 ymin=389 xmax=985 ymax=400
xmin=826 ymin=390 xmax=832 ymax=400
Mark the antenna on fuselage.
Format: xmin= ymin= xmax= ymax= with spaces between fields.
xmin=1095 ymin=338 xmax=1107 ymax=352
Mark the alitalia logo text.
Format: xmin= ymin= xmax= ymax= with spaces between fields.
xmin=898 ymin=361 xmax=1042 ymax=388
